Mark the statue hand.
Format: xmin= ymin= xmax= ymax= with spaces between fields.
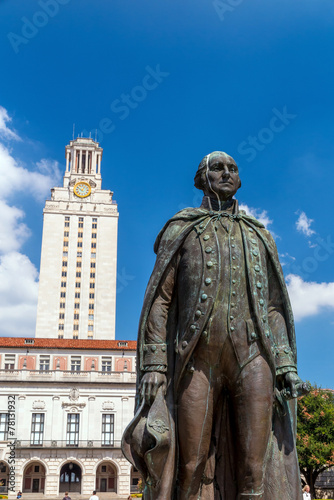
xmin=282 ymin=372 xmax=311 ymax=399
xmin=140 ymin=372 xmax=167 ymax=406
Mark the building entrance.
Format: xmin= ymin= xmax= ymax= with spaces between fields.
xmin=59 ymin=462 xmax=82 ymax=493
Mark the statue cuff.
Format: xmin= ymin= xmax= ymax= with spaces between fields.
xmin=274 ymin=345 xmax=296 ymax=367
xmin=276 ymin=365 xmax=297 ymax=376
xmin=143 ymin=343 xmax=167 ymax=366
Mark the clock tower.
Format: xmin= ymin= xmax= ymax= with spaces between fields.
xmin=35 ymin=138 xmax=119 ymax=340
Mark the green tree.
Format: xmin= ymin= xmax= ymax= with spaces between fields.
xmin=297 ymin=386 xmax=334 ymax=498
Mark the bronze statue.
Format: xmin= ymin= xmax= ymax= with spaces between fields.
xmin=122 ymin=151 xmax=309 ymax=500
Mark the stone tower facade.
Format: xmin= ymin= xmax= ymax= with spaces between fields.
xmin=35 ymin=138 xmax=118 ymax=340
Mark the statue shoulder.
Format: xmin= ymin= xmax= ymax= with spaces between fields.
xmin=153 ymin=207 xmax=206 ymax=254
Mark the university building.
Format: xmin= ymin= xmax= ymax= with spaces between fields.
xmin=0 ymin=138 xmax=138 ymax=498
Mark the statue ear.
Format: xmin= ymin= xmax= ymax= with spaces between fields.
xmin=238 ymin=177 xmax=242 ymax=189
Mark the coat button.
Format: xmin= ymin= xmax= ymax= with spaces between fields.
xmin=232 ymin=256 xmax=236 ymax=260
xmin=251 ymin=332 xmax=256 ymax=339
xmin=230 ymin=316 xmax=234 ymax=320
xmin=231 ymin=302 xmax=235 ymax=307
xmin=232 ymin=279 xmax=236 ymax=284
xmin=207 ymin=261 xmax=213 ymax=268
xmin=202 ymin=330 xmax=208 ymax=338
xmin=205 ymin=278 xmax=212 ymax=285
xmin=190 ymin=324 xmax=196 ymax=332
xmin=203 ymin=235 xmax=210 ymax=241
xmin=249 ymin=228 xmax=253 ymax=232
xmin=161 ymin=346 xmax=166 ymax=352
xmin=256 ymin=282 xmax=262 ymax=289
xmin=182 ymin=341 xmax=188 ymax=348
xmin=230 ymin=327 xmax=235 ymax=332
xmin=201 ymin=293 xmax=208 ymax=301
xmin=151 ymin=345 xmax=157 ymax=352
xmin=253 ymin=250 xmax=258 ymax=256
xmin=254 ymin=265 xmax=260 ymax=272
xmin=231 ymin=244 xmax=235 ymax=248
xmin=259 ymin=299 xmax=264 ymax=305
xmin=205 ymin=247 xmax=212 ymax=253
xmin=195 ymin=310 xmax=202 ymax=318
xmin=199 ymin=224 xmax=204 ymax=229
xmin=265 ymin=331 xmax=270 ymax=338
xmin=232 ymin=291 xmax=236 ymax=296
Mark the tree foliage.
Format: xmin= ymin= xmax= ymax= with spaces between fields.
xmin=297 ymin=386 xmax=334 ymax=497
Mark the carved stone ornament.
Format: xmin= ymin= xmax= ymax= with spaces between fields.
xmin=32 ymin=400 xmax=46 ymax=410
xmin=69 ymin=388 xmax=80 ymax=401
xmin=89 ymin=180 xmax=97 ymax=188
xmin=102 ymin=401 xmax=115 ymax=410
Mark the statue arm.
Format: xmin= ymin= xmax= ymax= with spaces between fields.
xmin=140 ymin=255 xmax=178 ymax=404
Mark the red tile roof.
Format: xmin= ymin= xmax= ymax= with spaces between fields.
xmin=0 ymin=337 xmax=137 ymax=351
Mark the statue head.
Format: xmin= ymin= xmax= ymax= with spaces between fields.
xmin=194 ymin=151 xmax=241 ymax=202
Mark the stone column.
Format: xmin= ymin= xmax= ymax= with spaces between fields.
xmin=79 ymin=149 xmax=83 ymax=173
xmin=66 ymin=151 xmax=70 ymax=172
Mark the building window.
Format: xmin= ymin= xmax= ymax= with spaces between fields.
xmin=90 ymin=273 xmax=95 ymax=278
xmin=76 ymin=272 xmax=81 ymax=278
xmin=74 ymin=302 xmax=80 ymax=309
xmin=63 ymin=251 xmax=68 ymax=257
xmin=62 ymin=271 xmax=67 ymax=277
xmin=79 ymin=217 xmax=83 ymax=221
xmin=73 ymin=324 xmax=79 ymax=331
xmin=62 ymin=261 xmax=68 ymax=266
xmin=60 ymin=302 xmax=65 ymax=309
xmin=61 ymin=282 xmax=66 ymax=287
xmin=90 ymin=283 xmax=95 ymax=289
xmin=74 ymin=313 xmax=79 ymax=320
xmin=91 ymin=252 xmax=96 ymax=258
xmin=59 ymin=324 xmax=64 ymax=331
xmin=76 ymin=261 xmax=81 ymax=267
xmin=0 ymin=414 xmax=9 ymax=440
xmin=65 ymin=222 xmax=69 ymax=227
xmin=101 ymin=414 xmax=114 ymax=445
xmin=102 ymin=357 xmax=112 ymax=372
xmin=92 ymin=223 xmax=97 ymax=229
xmin=89 ymin=293 xmax=95 ymax=299
xmin=58 ymin=334 xmax=64 ymax=339
xmin=39 ymin=356 xmax=50 ymax=371
xmin=60 ymin=292 xmax=66 ymax=298
xmin=64 ymin=231 xmax=69 ymax=237
xmin=77 ymin=242 xmax=83 ymax=248
xmin=89 ymin=303 xmax=94 ymax=309
xmin=59 ymin=313 xmax=65 ymax=319
xmin=88 ymin=314 xmax=94 ymax=321
xmin=92 ymin=218 xmax=97 ymax=222
xmin=30 ymin=413 xmax=44 ymax=445
xmin=78 ymin=232 xmax=83 ymax=238
xmin=71 ymin=356 xmax=81 ymax=371
xmin=91 ymin=233 xmax=97 ymax=239
xmin=4 ymin=354 xmax=15 ymax=370
xmin=77 ymin=252 xmax=82 ymax=257
xmin=64 ymin=241 xmax=69 ymax=247
xmin=88 ymin=325 xmax=93 ymax=332
xmin=75 ymin=292 xmax=80 ymax=299
xmin=66 ymin=414 xmax=79 ymax=445
xmin=91 ymin=242 xmax=96 ymax=248
xmin=90 ymin=262 xmax=96 ymax=268
xmin=65 ymin=217 xmax=70 ymax=221
xmin=75 ymin=282 xmax=81 ymax=288
xmin=78 ymin=222 xmax=83 ymax=228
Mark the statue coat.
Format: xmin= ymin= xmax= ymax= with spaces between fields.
xmin=122 ymin=206 xmax=303 ymax=500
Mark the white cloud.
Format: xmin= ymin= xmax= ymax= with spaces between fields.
xmin=286 ymin=274 xmax=334 ymax=321
xmin=296 ymin=211 xmax=315 ymax=237
xmin=0 ymin=106 xmax=21 ymax=141
xmin=239 ymin=203 xmax=273 ymax=228
xmin=0 ymin=200 xmax=31 ymax=253
xmin=0 ymin=106 xmax=62 ymax=337
xmin=0 ymin=252 xmax=38 ymax=337
xmin=0 ymin=143 xmax=61 ymax=202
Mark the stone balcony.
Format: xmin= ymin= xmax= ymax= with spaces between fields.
xmin=0 ymin=369 xmax=136 ymax=384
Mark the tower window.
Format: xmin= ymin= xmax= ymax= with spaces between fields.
xmin=74 ymin=314 xmax=79 ymax=320
xmin=89 ymin=304 xmax=94 ymax=309
xmin=92 ymin=233 xmax=97 ymax=239
xmin=79 ymin=217 xmax=84 ymax=221
xmin=60 ymin=302 xmax=65 ymax=308
xmin=73 ymin=324 xmax=79 ymax=331
xmin=78 ymin=222 xmax=83 ymax=228
xmin=78 ymin=242 xmax=83 ymax=248
xmin=64 ymin=231 xmax=69 ymax=237
xmin=92 ymin=223 xmax=97 ymax=229
xmin=65 ymin=222 xmax=69 ymax=227
xmin=90 ymin=262 xmax=96 ymax=268
xmin=91 ymin=242 xmax=96 ymax=248
xmin=76 ymin=272 xmax=81 ymax=278
xmin=92 ymin=218 xmax=97 ymax=222
xmin=75 ymin=292 xmax=80 ymax=298
xmin=89 ymin=293 xmax=95 ymax=299
xmin=88 ymin=314 xmax=94 ymax=320
xmin=91 ymin=252 xmax=96 ymax=258
xmin=88 ymin=325 xmax=93 ymax=331
xmin=78 ymin=232 xmax=83 ymax=238
xmin=76 ymin=262 xmax=82 ymax=267
xmin=77 ymin=252 xmax=82 ymax=257
xmin=62 ymin=271 xmax=67 ymax=277
xmin=74 ymin=303 xmax=80 ymax=309
xmin=59 ymin=324 xmax=64 ymax=330
xmin=64 ymin=241 xmax=69 ymax=247
xmin=62 ymin=261 xmax=68 ymax=266
xmin=75 ymin=282 xmax=81 ymax=288
xmin=90 ymin=283 xmax=95 ymax=289
xmin=65 ymin=217 xmax=70 ymax=221
xmin=60 ymin=292 xmax=66 ymax=298
xmin=59 ymin=313 xmax=65 ymax=319
xmin=63 ymin=252 xmax=68 ymax=257
xmin=61 ymin=282 xmax=66 ymax=287
xmin=90 ymin=273 xmax=95 ymax=278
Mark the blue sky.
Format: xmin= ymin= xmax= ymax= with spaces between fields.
xmin=0 ymin=0 xmax=333 ymax=387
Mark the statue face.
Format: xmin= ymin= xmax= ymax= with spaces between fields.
xmin=204 ymin=153 xmax=241 ymax=201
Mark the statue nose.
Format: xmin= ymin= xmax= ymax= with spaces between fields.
xmin=222 ymin=167 xmax=230 ymax=177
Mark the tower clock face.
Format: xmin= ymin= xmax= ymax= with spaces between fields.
xmin=73 ymin=182 xmax=91 ymax=198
